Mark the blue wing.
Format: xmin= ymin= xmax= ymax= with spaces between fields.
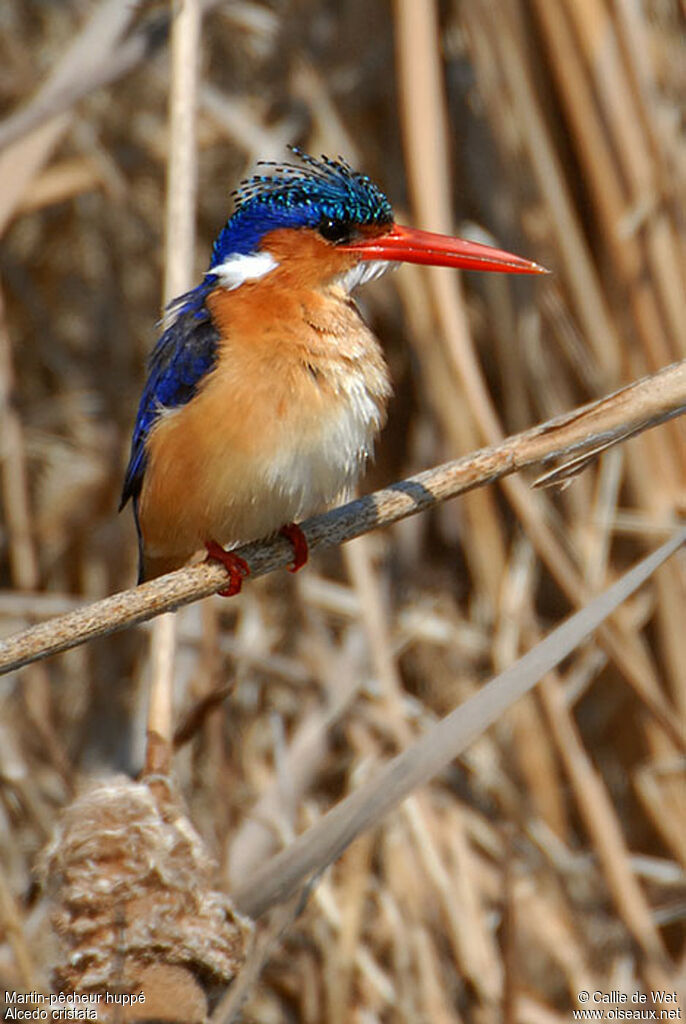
xmin=120 ymin=282 xmax=220 ymax=511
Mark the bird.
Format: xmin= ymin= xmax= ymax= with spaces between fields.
xmin=121 ymin=149 xmax=546 ymax=594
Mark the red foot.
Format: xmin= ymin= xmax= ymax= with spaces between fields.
xmin=205 ymin=540 xmax=250 ymax=597
xmin=279 ymin=523 xmax=309 ymax=573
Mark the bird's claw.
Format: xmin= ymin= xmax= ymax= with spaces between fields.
xmin=205 ymin=540 xmax=250 ymax=597
xmin=279 ymin=523 xmax=309 ymax=573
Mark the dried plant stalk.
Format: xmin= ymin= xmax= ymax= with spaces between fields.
xmin=232 ymin=526 xmax=685 ymax=920
xmin=40 ymin=775 xmax=252 ymax=1021
xmin=2 ymin=359 xmax=684 ymax=677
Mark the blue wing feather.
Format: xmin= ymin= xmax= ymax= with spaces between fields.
xmin=120 ymin=281 xmax=220 ymax=510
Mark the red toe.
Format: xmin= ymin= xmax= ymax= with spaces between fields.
xmin=279 ymin=523 xmax=308 ymax=573
xmin=205 ymin=540 xmax=250 ymax=596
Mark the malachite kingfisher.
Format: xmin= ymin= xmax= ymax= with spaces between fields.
xmin=121 ymin=150 xmax=546 ymax=594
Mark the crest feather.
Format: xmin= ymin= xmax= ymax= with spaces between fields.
xmin=210 ymin=149 xmax=393 ymax=266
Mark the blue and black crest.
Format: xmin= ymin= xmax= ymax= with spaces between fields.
xmin=210 ymin=149 xmax=394 ymax=267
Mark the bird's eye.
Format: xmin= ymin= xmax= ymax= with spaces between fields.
xmin=318 ymin=218 xmax=354 ymax=244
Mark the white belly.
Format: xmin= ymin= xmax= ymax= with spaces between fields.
xmin=212 ymin=373 xmax=384 ymax=543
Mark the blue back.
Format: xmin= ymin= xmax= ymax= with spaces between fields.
xmin=120 ymin=284 xmax=219 ymax=510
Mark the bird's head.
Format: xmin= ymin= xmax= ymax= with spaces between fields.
xmin=207 ymin=149 xmax=546 ymax=293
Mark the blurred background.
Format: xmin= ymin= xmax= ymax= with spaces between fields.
xmin=0 ymin=1 xmax=684 ymax=1021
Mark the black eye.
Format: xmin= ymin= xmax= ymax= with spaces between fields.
xmin=318 ymin=217 xmax=354 ymax=244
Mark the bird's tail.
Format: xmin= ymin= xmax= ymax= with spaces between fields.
xmin=133 ymin=499 xmax=187 ymax=583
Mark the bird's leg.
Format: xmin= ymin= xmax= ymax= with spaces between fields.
xmin=204 ymin=540 xmax=250 ymax=597
xmin=279 ymin=523 xmax=308 ymax=573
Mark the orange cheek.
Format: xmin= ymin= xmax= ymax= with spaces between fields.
xmin=256 ymin=227 xmax=360 ymax=287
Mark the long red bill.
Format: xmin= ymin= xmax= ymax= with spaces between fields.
xmin=339 ymin=223 xmax=548 ymax=275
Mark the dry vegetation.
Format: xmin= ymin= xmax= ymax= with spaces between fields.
xmin=0 ymin=1 xmax=685 ymax=1022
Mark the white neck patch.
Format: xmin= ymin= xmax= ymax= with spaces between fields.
xmin=212 ymin=251 xmax=279 ymax=290
xmin=335 ymin=259 xmax=395 ymax=294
